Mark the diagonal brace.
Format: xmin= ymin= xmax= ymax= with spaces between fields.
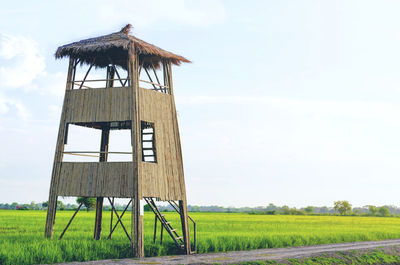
xmin=107 ymin=199 xmax=132 ymax=239
xmin=59 ymin=202 xmax=83 ymax=239
xmin=107 ymin=197 xmax=132 ymax=242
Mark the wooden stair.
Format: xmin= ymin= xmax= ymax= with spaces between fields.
xmin=144 ymin=198 xmax=185 ymax=249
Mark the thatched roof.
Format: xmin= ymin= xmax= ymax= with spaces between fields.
xmin=55 ymin=24 xmax=190 ymax=69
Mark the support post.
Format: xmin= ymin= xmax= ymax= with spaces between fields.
xmin=45 ymin=58 xmax=74 ymax=238
xmin=133 ymin=199 xmax=144 ymax=257
xmin=129 ymin=46 xmax=144 ymax=258
xmin=94 ymin=197 xmax=103 ymax=240
xmin=153 ymin=215 xmax=157 ymax=243
xmin=179 ymin=199 xmax=191 ymax=254
xmin=109 ymin=197 xmax=114 ymax=238
xmin=166 ymin=61 xmax=191 ymax=254
xmin=94 ymin=127 xmax=110 ymax=240
xmin=160 ymin=222 xmax=164 ymax=243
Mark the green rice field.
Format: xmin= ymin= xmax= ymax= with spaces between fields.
xmin=1 ymin=210 xmax=400 ymax=264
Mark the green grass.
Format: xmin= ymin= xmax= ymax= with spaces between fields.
xmin=1 ymin=210 xmax=400 ymax=264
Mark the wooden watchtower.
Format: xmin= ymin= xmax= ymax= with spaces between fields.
xmin=45 ymin=24 xmax=195 ymax=257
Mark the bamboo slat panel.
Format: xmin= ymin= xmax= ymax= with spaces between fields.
xmin=65 ymin=87 xmax=131 ymax=123
xmin=139 ymin=88 xmax=184 ymax=201
xmin=56 ymin=162 xmax=135 ymax=197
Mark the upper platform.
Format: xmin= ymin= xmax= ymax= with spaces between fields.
xmin=55 ymin=24 xmax=190 ymax=70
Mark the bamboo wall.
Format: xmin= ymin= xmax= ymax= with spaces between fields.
xmin=139 ymin=88 xmax=185 ymax=201
xmin=56 ymin=162 xmax=134 ymax=197
xmin=65 ymin=87 xmax=131 ymax=123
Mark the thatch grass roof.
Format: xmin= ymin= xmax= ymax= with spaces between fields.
xmin=55 ymin=24 xmax=190 ymax=69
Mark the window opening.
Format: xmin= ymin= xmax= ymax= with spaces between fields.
xmin=70 ymin=58 xmax=130 ymax=90
xmin=139 ymin=61 xmax=170 ymax=95
xmin=62 ymin=121 xmax=132 ymax=162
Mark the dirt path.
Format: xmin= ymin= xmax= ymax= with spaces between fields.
xmin=60 ymin=239 xmax=400 ymax=265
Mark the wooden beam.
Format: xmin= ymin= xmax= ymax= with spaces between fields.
xmin=107 ymin=199 xmax=132 ymax=239
xmin=94 ymin=127 xmax=110 ymax=240
xmin=106 ymin=66 xmax=115 ymax=88
xmin=153 ymin=215 xmax=157 ymax=243
xmin=63 ymin=151 xmax=132 ymax=154
xmin=78 ymin=58 xmax=95 ymax=89
xmin=129 ymin=48 xmax=144 ymax=258
xmin=74 ymin=78 xmax=128 ymax=82
xmin=179 ymin=199 xmax=191 ymax=254
xmin=45 ymin=57 xmax=74 ymax=238
xmin=109 ymin=197 xmax=114 ymax=239
xmin=139 ymin=79 xmax=169 ymax=89
xmin=60 ymin=203 xmax=83 ymax=239
xmin=107 ymin=197 xmax=132 ymax=242
xmin=167 ymin=61 xmax=191 ymax=254
xmin=63 ymin=153 xmax=99 ymax=158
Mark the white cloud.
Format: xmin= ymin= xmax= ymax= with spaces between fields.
xmin=0 ymin=33 xmax=46 ymax=88
xmin=0 ymin=93 xmax=30 ymax=120
xmin=96 ymin=0 xmax=227 ymax=27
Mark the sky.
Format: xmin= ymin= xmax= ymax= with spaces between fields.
xmin=1 ymin=0 xmax=400 ymax=208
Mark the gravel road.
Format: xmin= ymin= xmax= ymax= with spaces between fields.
xmin=59 ymin=239 xmax=400 ymax=265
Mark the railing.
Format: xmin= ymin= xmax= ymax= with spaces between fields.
xmin=63 ymin=151 xmax=132 ymax=158
xmin=169 ymin=200 xmax=197 ymax=254
xmin=70 ymin=78 xmax=170 ymax=94
xmin=72 ymin=78 xmax=129 ymax=89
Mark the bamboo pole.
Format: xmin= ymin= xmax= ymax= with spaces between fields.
xmin=167 ymin=61 xmax=191 ymax=254
xmin=45 ymin=57 xmax=74 ymax=238
xmin=129 ymin=46 xmax=144 ymax=258
xmin=59 ymin=203 xmax=83 ymax=239
xmin=94 ymin=127 xmax=110 ymax=240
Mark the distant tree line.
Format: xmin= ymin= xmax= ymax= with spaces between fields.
xmin=0 ymin=199 xmax=395 ymax=217
xmin=0 ymin=198 xmax=126 ymax=211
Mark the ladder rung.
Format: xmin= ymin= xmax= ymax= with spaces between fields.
xmin=176 ymin=236 xmax=183 ymax=240
xmin=142 ymin=132 xmax=154 ymax=135
xmin=170 ymin=229 xmax=176 ymax=232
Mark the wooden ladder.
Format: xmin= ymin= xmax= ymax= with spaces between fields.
xmin=144 ymin=198 xmax=185 ymax=249
xmin=168 ymin=200 xmax=197 ymax=254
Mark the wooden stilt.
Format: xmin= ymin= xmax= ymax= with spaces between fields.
xmin=160 ymin=224 xmax=164 ymax=243
xmin=94 ymin=128 xmax=110 ymax=240
xmin=94 ymin=197 xmax=103 ymax=240
xmin=109 ymin=197 xmax=114 ymax=238
xmin=129 ymin=47 xmax=144 ymax=258
xmin=133 ymin=198 xmax=144 ymax=257
xmin=153 ymin=215 xmax=157 ymax=243
xmin=45 ymin=58 xmax=74 ymax=238
xmin=179 ymin=199 xmax=191 ymax=254
xmin=45 ymin=195 xmax=58 ymax=238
